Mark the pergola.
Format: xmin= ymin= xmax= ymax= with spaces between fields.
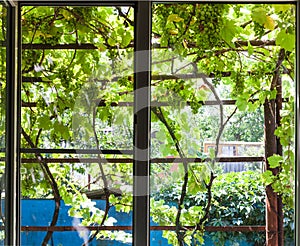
xmin=2 ymin=1 xmax=300 ymax=246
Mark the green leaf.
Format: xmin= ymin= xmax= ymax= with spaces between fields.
xmin=191 ymin=206 xmax=202 ymax=213
xmin=99 ymin=108 xmax=109 ymax=121
xmin=235 ymin=98 xmax=247 ymax=111
xmin=169 ymin=29 xmax=178 ymax=35
xmin=269 ymin=89 xmax=277 ymax=100
xmin=188 ymin=181 xmax=198 ymax=195
xmin=262 ymin=170 xmax=275 ymax=185
xmin=37 ymin=115 xmax=51 ymax=130
xmin=60 ymin=9 xmax=73 ymax=21
xmin=77 ymin=24 xmax=90 ymax=34
xmin=160 ymin=144 xmax=170 ymax=156
xmin=251 ymin=7 xmax=267 ymax=25
xmin=247 ymin=41 xmax=254 ymax=56
xmin=107 ymin=37 xmax=116 ymax=46
xmin=96 ymin=43 xmax=107 ymax=52
xmin=268 ymin=154 xmax=283 ymax=168
xmin=167 ymin=14 xmax=184 ymax=23
xmin=121 ymin=31 xmax=132 ymax=47
xmin=220 ymin=20 xmax=237 ymax=48
xmin=276 ymin=30 xmax=295 ymax=52
xmin=160 ymin=35 xmax=168 ymax=47
xmin=114 ymin=109 xmax=128 ymax=126
xmin=53 ymin=121 xmax=69 ymax=140
xmin=209 ymin=147 xmax=215 ymax=160
xmin=273 ymin=4 xmax=292 ymax=13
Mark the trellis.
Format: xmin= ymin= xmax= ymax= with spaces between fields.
xmin=2 ymin=1 xmax=299 ymax=246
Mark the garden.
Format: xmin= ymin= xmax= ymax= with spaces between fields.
xmin=0 ymin=2 xmax=296 ymax=246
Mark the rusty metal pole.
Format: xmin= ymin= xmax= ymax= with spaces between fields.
xmin=264 ymin=49 xmax=285 ymax=246
xmin=264 ymin=99 xmax=279 ymax=246
xmin=275 ymin=76 xmax=284 ymax=246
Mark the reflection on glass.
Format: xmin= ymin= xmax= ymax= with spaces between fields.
xmin=21 ymin=6 xmax=134 ymax=245
xmin=151 ymin=3 xmax=295 ymax=246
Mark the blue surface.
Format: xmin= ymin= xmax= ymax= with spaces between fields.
xmin=21 ymin=199 xmax=133 ymax=246
xmin=21 ymin=199 xmax=171 ymax=246
xmin=19 ymin=199 xmax=253 ymax=246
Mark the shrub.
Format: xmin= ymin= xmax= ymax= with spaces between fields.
xmin=153 ymin=170 xmax=294 ymax=245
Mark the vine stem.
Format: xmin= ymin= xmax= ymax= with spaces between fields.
xmin=152 ymin=72 xmax=238 ymax=244
xmin=82 ymin=106 xmax=111 ymax=246
xmin=152 ymin=73 xmax=238 ymax=245
xmin=197 ymin=75 xmax=237 ymax=226
xmin=21 ymin=128 xmax=61 ymax=246
xmin=151 ymin=107 xmax=188 ymax=245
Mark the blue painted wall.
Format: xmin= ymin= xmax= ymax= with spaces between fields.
xmin=20 ymin=199 xmax=253 ymax=246
xmin=21 ymin=199 xmax=168 ymax=246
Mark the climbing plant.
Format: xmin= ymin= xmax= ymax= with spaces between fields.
xmin=0 ymin=3 xmax=295 ymax=245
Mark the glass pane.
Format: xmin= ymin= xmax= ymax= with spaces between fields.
xmin=21 ymin=5 xmax=134 ymax=245
xmin=151 ymin=3 xmax=295 ymax=246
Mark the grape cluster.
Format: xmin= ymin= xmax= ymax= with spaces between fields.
xmin=153 ymin=4 xmax=226 ymax=56
xmin=193 ymin=4 xmax=225 ymax=52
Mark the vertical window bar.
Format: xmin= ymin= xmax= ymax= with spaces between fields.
xmin=296 ymin=1 xmax=300 ymax=245
xmin=5 ymin=2 xmax=20 ymax=245
xmin=133 ymin=1 xmax=151 ymax=246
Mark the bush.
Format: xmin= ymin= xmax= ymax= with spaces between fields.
xmin=153 ymin=171 xmax=294 ymax=245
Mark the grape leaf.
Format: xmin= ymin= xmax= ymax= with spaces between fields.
xmin=264 ymin=16 xmax=275 ymax=30
xmin=268 ymin=155 xmax=283 ymax=168
xmin=220 ymin=20 xmax=237 ymax=48
xmin=276 ymin=30 xmax=295 ymax=52
xmin=121 ymin=31 xmax=132 ymax=47
xmin=251 ymin=7 xmax=267 ymax=25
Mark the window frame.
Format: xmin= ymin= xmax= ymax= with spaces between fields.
xmin=3 ymin=1 xmax=299 ymax=245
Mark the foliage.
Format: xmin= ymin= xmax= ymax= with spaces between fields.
xmin=0 ymin=2 xmax=295 ymax=245
xmin=153 ymin=171 xmax=294 ymax=246
xmin=262 ymin=96 xmax=295 ymax=207
xmin=222 ymin=107 xmax=264 ymax=142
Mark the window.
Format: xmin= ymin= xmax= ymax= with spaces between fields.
xmin=2 ymin=1 xmax=299 ymax=245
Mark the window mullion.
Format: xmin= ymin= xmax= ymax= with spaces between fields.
xmin=5 ymin=2 xmax=21 ymax=245
xmin=133 ymin=1 xmax=151 ymax=246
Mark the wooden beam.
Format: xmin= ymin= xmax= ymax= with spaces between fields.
xmin=13 ymin=156 xmax=264 ymax=164
xmin=17 ymin=225 xmax=266 ymax=232
xmin=21 ymin=40 xmax=276 ymax=50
